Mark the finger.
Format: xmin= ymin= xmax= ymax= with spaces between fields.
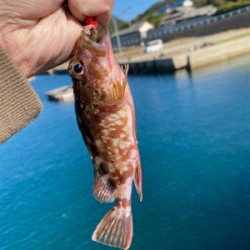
xmin=21 ymin=8 xmax=83 ymax=76
xmin=67 ymin=0 xmax=114 ymax=25
xmin=6 ymin=0 xmax=65 ymax=19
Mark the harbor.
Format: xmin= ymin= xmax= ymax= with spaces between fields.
xmin=119 ymin=28 xmax=250 ymax=73
xmin=52 ymin=27 xmax=250 ymax=75
xmin=49 ymin=5 xmax=250 ymax=75
xmin=47 ymin=27 xmax=250 ymax=101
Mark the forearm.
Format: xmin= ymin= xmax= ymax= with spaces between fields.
xmin=0 ymin=0 xmax=115 ymax=143
xmin=0 ymin=45 xmax=42 ymax=144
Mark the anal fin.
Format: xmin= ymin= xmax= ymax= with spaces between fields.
xmin=94 ymin=171 xmax=115 ymax=203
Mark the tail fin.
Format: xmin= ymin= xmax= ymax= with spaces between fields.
xmin=92 ymin=206 xmax=133 ymax=250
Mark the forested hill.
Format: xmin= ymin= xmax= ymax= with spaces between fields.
xmin=126 ymin=0 xmax=250 ymax=26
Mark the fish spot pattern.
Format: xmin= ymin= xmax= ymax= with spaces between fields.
xmin=92 ymin=104 xmax=139 ymax=188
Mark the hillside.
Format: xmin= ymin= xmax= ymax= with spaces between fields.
xmin=193 ymin=0 xmax=250 ymax=14
xmin=131 ymin=1 xmax=168 ymax=26
xmin=130 ymin=0 xmax=250 ymax=27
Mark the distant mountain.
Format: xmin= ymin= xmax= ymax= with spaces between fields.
xmin=193 ymin=0 xmax=250 ymax=14
xmin=128 ymin=0 xmax=250 ymax=27
xmin=131 ymin=1 xmax=168 ymax=27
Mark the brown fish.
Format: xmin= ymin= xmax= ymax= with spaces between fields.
xmin=69 ymin=27 xmax=142 ymax=250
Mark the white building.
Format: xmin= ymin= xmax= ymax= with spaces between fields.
xmin=183 ymin=0 xmax=193 ymax=7
xmin=160 ymin=4 xmax=217 ymax=26
xmin=156 ymin=0 xmax=194 ymax=15
xmin=112 ymin=21 xmax=154 ymax=48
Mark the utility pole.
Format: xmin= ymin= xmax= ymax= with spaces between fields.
xmin=112 ymin=17 xmax=123 ymax=55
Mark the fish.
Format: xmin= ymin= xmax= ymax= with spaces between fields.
xmin=68 ymin=27 xmax=142 ymax=250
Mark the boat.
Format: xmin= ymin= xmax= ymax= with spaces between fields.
xmin=45 ymin=85 xmax=74 ymax=103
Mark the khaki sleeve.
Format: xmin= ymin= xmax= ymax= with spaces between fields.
xmin=0 ymin=45 xmax=42 ymax=144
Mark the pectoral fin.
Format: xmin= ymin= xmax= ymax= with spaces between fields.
xmin=121 ymin=64 xmax=129 ymax=77
xmin=103 ymin=80 xmax=127 ymax=106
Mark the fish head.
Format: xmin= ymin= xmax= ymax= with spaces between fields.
xmin=69 ymin=28 xmax=128 ymax=108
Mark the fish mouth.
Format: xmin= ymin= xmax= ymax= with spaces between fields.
xmin=77 ymin=27 xmax=114 ymax=71
xmin=99 ymin=28 xmax=114 ymax=69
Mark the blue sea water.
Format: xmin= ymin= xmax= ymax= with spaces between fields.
xmin=0 ymin=55 xmax=250 ymax=250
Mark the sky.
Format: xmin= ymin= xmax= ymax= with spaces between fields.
xmin=113 ymin=0 xmax=161 ymax=21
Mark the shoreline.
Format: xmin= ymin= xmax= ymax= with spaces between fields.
xmin=47 ymin=28 xmax=250 ymax=75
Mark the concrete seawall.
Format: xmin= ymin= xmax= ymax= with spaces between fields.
xmin=122 ymin=32 xmax=250 ymax=74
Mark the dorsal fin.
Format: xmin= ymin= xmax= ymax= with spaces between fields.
xmin=121 ymin=64 xmax=129 ymax=77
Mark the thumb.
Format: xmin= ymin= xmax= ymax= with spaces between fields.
xmin=67 ymin=0 xmax=114 ymax=25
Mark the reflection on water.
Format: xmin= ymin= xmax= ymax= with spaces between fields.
xmin=0 ymin=55 xmax=250 ymax=250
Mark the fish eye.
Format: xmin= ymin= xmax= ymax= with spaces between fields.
xmin=73 ymin=63 xmax=83 ymax=74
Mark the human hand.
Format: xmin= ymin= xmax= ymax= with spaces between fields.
xmin=0 ymin=0 xmax=114 ymax=77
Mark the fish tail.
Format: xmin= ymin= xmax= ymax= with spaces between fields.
xmin=92 ymin=201 xmax=133 ymax=250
